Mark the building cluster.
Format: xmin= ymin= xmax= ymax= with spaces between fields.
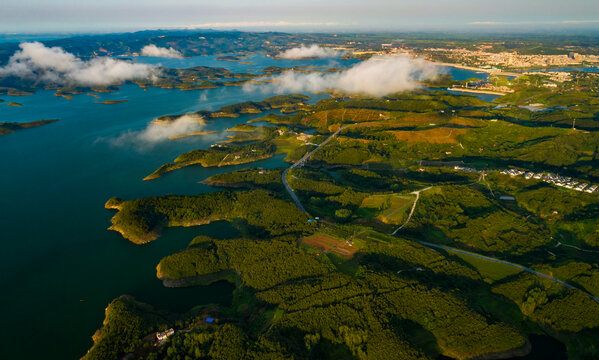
xmin=420 ymin=48 xmax=599 ymax=69
xmin=454 ymin=165 xmax=483 ymax=173
xmin=523 ymin=71 xmax=573 ymax=83
xmin=156 ymin=328 xmax=175 ymax=343
xmin=296 ymin=133 xmax=313 ymax=142
xmin=501 ymin=169 xmax=599 ymax=193
xmin=458 ymin=79 xmax=514 ymax=93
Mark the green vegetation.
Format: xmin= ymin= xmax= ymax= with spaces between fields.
xmin=144 ymin=142 xmax=276 ymax=180
xmin=454 ymin=253 xmax=523 ymax=282
xmin=93 ymin=81 xmax=599 ymax=359
xmin=84 ymin=296 xmax=171 ymax=360
xmin=410 ymin=185 xmax=550 ymax=254
xmin=493 ymin=273 xmax=599 ymax=332
xmin=202 ymin=168 xmax=284 ymax=191
xmin=105 ymin=190 xmax=314 ymax=244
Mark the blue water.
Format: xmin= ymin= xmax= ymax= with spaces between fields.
xmin=443 ymin=67 xmax=489 ymax=81
xmin=445 ymin=89 xmax=501 ymax=102
xmin=0 ymin=83 xmax=315 ymax=359
xmin=0 ymin=55 xmax=488 ymax=359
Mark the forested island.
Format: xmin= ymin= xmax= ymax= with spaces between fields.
xmin=0 ymin=119 xmax=58 ymax=135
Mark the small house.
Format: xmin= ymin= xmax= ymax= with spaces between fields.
xmin=156 ymin=328 xmax=175 ymax=342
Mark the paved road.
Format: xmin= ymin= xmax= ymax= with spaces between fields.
xmin=385 ymin=181 xmax=599 ymax=302
xmin=418 ymin=240 xmax=599 ymax=303
xmin=282 ymin=125 xmax=349 ymax=214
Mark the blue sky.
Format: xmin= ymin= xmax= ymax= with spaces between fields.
xmin=2 ymin=0 xmax=599 ymax=33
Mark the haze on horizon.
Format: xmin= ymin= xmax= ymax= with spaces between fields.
xmin=2 ymin=0 xmax=599 ymax=34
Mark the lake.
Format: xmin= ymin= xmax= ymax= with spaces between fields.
xmin=0 ymin=54 xmax=492 ymax=359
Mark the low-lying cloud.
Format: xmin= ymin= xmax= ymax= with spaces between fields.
xmin=277 ymin=44 xmax=341 ymax=59
xmin=0 ymin=42 xmax=155 ymax=86
xmin=247 ymin=55 xmax=440 ymax=97
xmin=140 ymin=44 xmax=183 ymax=58
xmin=108 ymin=114 xmax=208 ymax=148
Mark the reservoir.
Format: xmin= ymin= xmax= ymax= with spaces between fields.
xmin=0 ymin=54 xmax=493 ymax=359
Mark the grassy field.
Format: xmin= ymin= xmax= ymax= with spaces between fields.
xmin=455 ymin=253 xmax=523 ymax=282
xmin=360 ymin=194 xmax=415 ymax=225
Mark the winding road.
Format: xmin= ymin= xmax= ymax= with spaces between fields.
xmin=282 ymin=125 xmax=349 ymax=214
xmin=418 ymin=240 xmax=599 ymax=303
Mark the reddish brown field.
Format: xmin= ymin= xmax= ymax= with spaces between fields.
xmin=301 ymin=234 xmax=358 ymax=258
xmin=337 ymin=136 xmax=372 ymax=144
xmin=388 ymin=126 xmax=469 ymax=144
xmin=303 ymin=109 xmax=384 ymax=128
xmin=353 ymin=113 xmax=442 ymax=129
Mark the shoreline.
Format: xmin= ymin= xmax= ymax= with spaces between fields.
xmin=168 ymin=130 xmax=218 ymax=140
xmin=439 ymin=62 xmax=523 ymax=78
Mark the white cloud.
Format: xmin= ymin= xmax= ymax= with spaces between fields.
xmin=246 ymin=55 xmax=440 ymax=97
xmin=140 ymin=44 xmax=183 ymax=58
xmin=277 ymin=44 xmax=341 ymax=60
xmin=0 ymin=42 xmax=156 ymax=86
xmin=108 ymin=114 xmax=208 ymax=148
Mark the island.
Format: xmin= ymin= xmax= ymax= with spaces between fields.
xmin=215 ymin=55 xmax=242 ymax=62
xmin=143 ymin=141 xmax=277 ymax=180
xmin=95 ymin=100 xmax=129 ymax=105
xmin=0 ymin=119 xmax=58 ymax=135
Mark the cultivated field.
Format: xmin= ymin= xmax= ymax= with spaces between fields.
xmin=301 ymin=233 xmax=359 ymax=258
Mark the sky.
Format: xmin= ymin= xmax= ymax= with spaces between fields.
xmin=2 ymin=0 xmax=599 ymax=33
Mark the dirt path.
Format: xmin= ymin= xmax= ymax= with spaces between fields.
xmin=389 ymin=187 xmax=432 ymax=235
